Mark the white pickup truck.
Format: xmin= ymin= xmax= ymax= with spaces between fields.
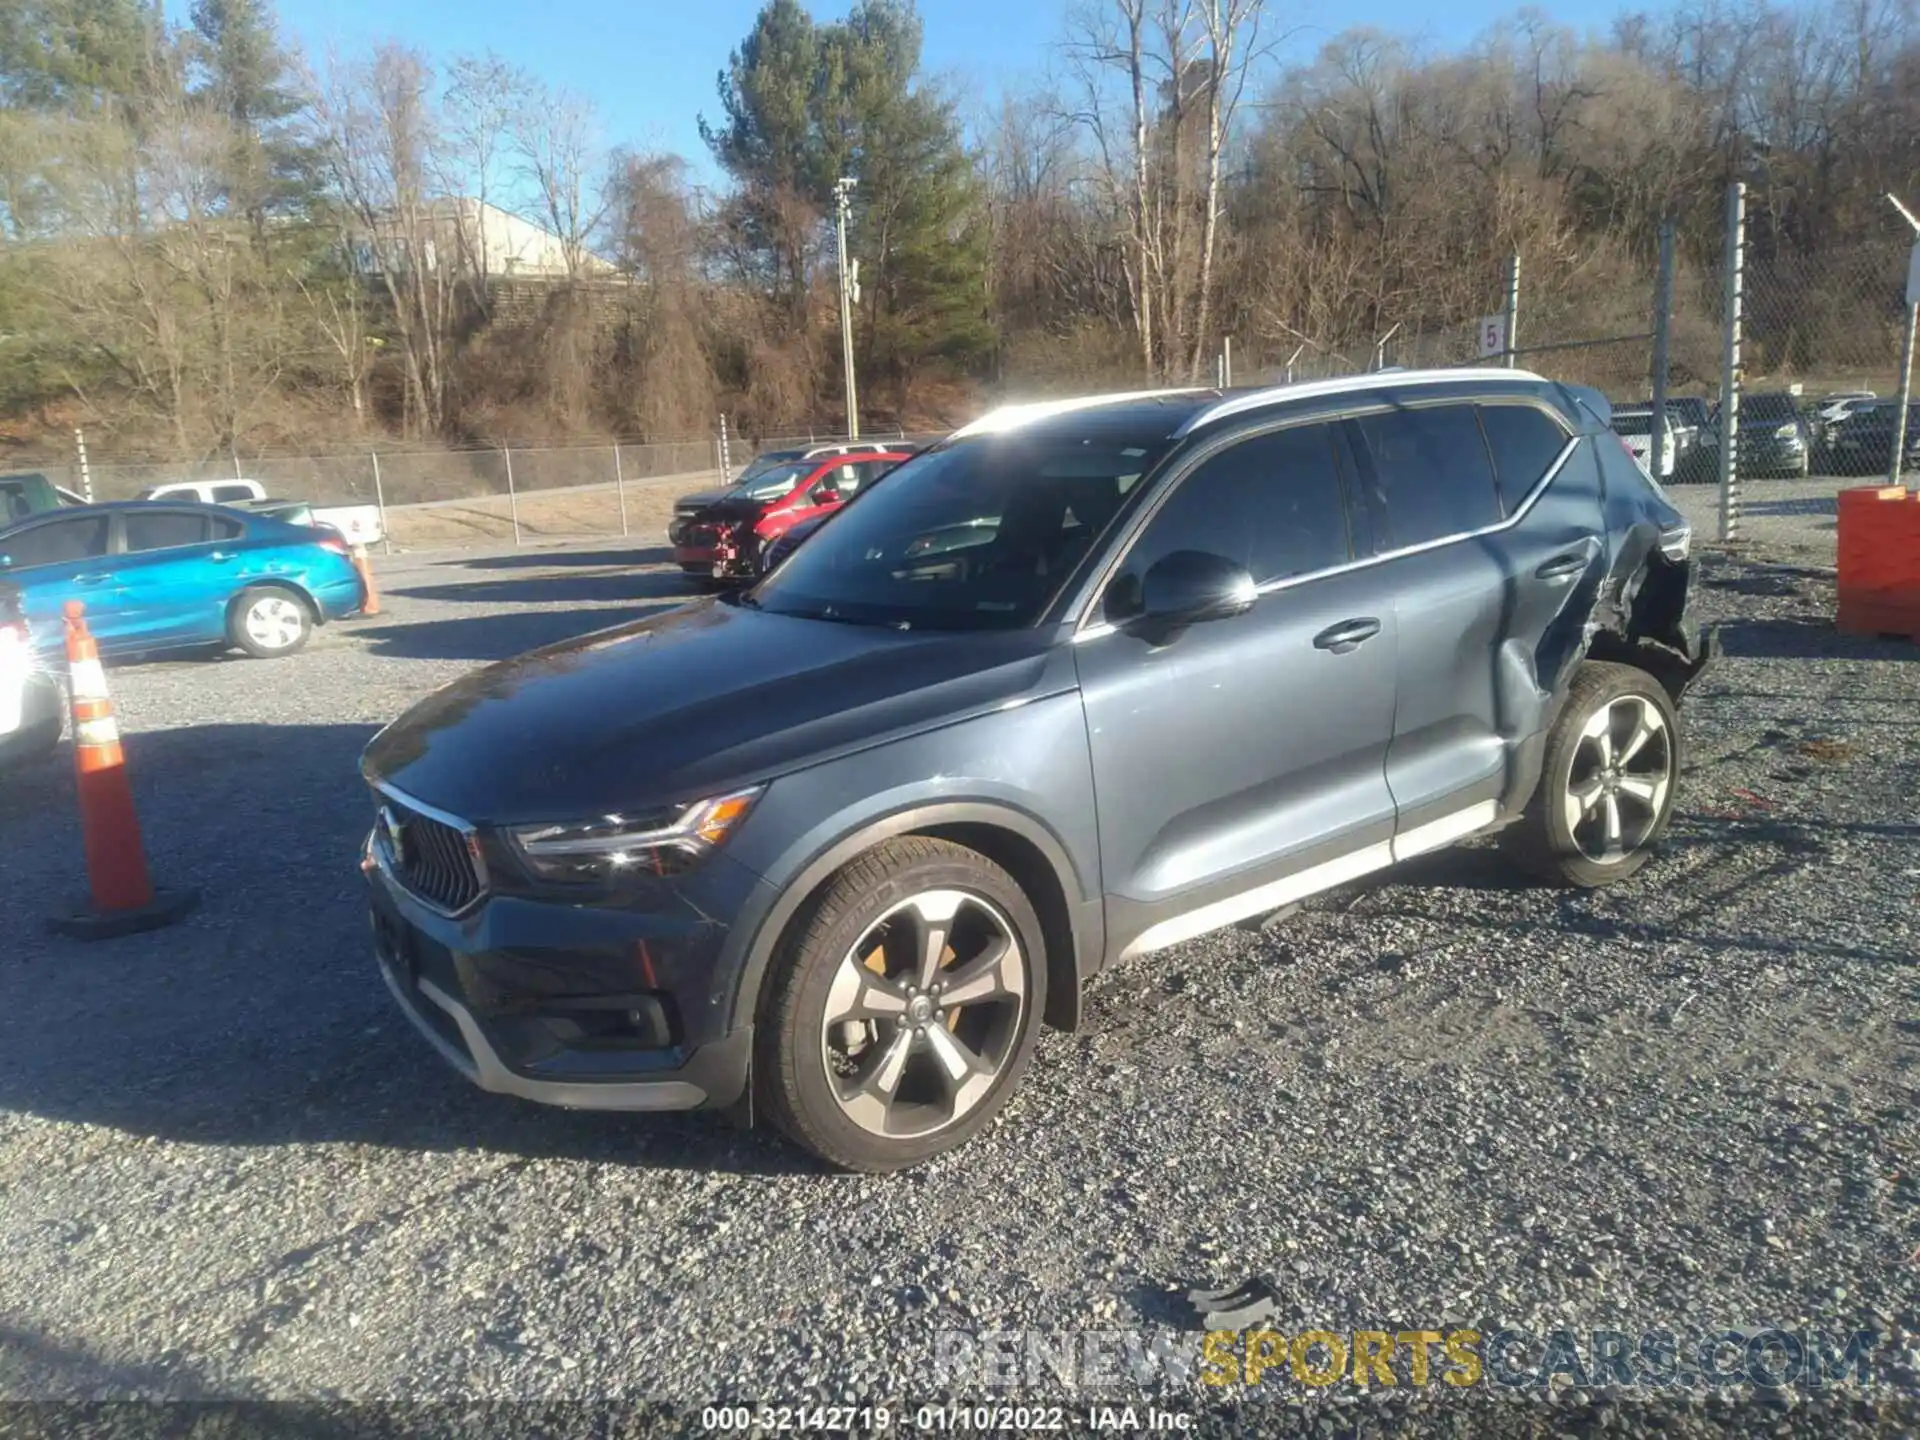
xmin=138 ymin=479 xmax=385 ymax=548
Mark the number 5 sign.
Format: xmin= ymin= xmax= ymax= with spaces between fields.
xmin=1476 ymin=315 xmax=1507 ymax=359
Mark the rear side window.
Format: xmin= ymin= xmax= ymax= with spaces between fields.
xmin=4 ymin=515 xmax=109 ymax=567
xmin=1351 ymin=404 xmax=1500 ymax=548
xmin=1477 ymin=404 xmax=1570 ymax=512
xmin=1113 ymin=423 xmax=1351 ymax=599
xmin=125 ymin=511 xmax=210 ymax=552
xmin=210 ymin=515 xmax=245 ymax=540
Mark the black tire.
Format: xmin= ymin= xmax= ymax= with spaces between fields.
xmin=756 ymin=837 xmax=1048 ymax=1172
xmin=1505 ymin=662 xmax=1681 ymax=888
xmin=227 ymin=585 xmax=313 ymax=658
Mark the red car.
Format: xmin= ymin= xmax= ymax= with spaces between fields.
xmin=668 ymin=451 xmax=912 ymax=583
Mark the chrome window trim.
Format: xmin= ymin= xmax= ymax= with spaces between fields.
xmin=1071 ymin=397 xmax=1578 ymax=643
xmin=369 ymin=778 xmax=490 ymax=918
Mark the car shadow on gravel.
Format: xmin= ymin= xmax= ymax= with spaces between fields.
xmin=348 ymin=602 xmax=685 ymax=662
xmin=1715 ymin=618 xmax=1918 ymax=661
xmin=0 ymin=721 xmax=818 ymax=1178
xmin=450 ymin=546 xmax=673 ymax=570
xmin=389 ymin=569 xmax=697 ymax=608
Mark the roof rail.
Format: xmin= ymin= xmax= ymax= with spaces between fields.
xmin=1175 ymin=367 xmax=1549 ymax=435
xmin=951 ymin=387 xmax=1207 ymax=439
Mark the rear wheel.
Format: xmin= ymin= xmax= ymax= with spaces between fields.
xmin=1506 ymin=662 xmax=1680 ymax=887
xmin=228 ymin=586 xmax=312 ymax=659
xmin=757 ymin=838 xmax=1047 ymax=1172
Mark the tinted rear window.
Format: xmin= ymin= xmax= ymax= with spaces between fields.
xmin=125 ymin=511 xmax=210 ymax=551
xmin=1351 ymin=403 xmax=1501 ymax=547
xmin=1479 ymin=404 xmax=1571 ymax=511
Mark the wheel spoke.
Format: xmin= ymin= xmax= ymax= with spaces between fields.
xmin=824 ymin=955 xmax=911 ymax=1025
xmin=908 ymin=890 xmax=963 ymax=989
xmin=1617 ymin=707 xmax=1661 ymax=766
xmin=922 ymin=1022 xmax=996 ymax=1116
xmin=1602 ymin=794 xmax=1624 ymax=848
xmin=1616 ymin=774 xmax=1665 ymax=806
xmin=937 ymin=933 xmax=1019 ymax=1007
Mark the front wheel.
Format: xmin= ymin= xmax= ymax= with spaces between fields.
xmin=756 ymin=838 xmax=1047 ymax=1172
xmin=228 ymin=586 xmax=312 ymax=658
xmin=1506 ymin=662 xmax=1680 ymax=887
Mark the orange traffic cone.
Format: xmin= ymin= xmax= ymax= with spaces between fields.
xmin=48 ymin=601 xmax=199 ymax=940
xmin=351 ymin=544 xmax=382 ymax=616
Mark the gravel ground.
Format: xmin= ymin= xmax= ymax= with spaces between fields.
xmin=1 ymin=537 xmax=1916 ymax=1438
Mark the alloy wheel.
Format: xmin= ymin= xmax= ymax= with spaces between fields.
xmin=1563 ymin=694 xmax=1673 ymax=864
xmin=820 ymin=889 xmax=1027 ymax=1140
xmin=244 ymin=595 xmax=305 ymax=652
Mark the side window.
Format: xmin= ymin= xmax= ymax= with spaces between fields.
xmin=210 ymin=483 xmax=255 ymax=503
xmin=125 ymin=511 xmax=211 ymax=552
xmin=209 ymin=515 xmax=245 ymax=541
xmin=1477 ymin=404 xmax=1570 ymax=513
xmin=3 ymin=515 xmax=109 ymax=568
xmin=1106 ymin=424 xmax=1351 ymax=618
xmin=1351 ymin=404 xmax=1500 ymax=548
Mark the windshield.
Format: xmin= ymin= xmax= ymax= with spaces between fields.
xmin=727 ymin=464 xmax=809 ymax=502
xmin=748 ymin=432 xmax=1171 ymax=630
xmin=1612 ymin=413 xmax=1653 ymax=436
xmin=1744 ymin=395 xmax=1798 ymax=420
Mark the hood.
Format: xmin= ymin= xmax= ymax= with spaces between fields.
xmin=361 ymin=599 xmax=1066 ymax=824
xmin=674 ymin=488 xmax=734 ymax=513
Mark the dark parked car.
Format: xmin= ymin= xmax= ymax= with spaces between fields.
xmin=362 ymin=370 xmax=1713 ymax=1172
xmin=1823 ymin=400 xmax=1920 ymax=476
xmin=668 ymin=451 xmax=911 ymax=582
xmin=0 ymin=501 xmax=366 ymax=661
xmin=1683 ymin=392 xmax=1811 ymax=481
xmin=0 ymin=580 xmax=62 ymax=766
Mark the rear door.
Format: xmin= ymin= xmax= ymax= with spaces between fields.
xmin=1345 ymin=397 xmax=1597 ymax=842
xmin=115 ymin=508 xmax=248 ymax=649
xmin=1074 ymin=419 xmax=1401 ymax=957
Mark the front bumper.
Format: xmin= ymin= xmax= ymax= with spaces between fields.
xmin=363 ymin=831 xmax=756 ymax=1111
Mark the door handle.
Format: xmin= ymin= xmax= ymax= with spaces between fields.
xmin=208 ymin=550 xmax=236 ymax=562
xmin=1535 ymin=552 xmax=1587 ymax=581
xmin=1312 ymin=617 xmax=1381 ymax=654
xmin=72 ymin=572 xmax=115 ymax=585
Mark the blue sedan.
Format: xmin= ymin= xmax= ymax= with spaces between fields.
xmin=0 ymin=501 xmax=367 ymax=661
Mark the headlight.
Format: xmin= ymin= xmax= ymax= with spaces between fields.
xmin=1774 ymin=423 xmax=1798 ymax=439
xmin=507 ymin=787 xmax=762 ymax=882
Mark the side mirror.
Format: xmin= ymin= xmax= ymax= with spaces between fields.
xmin=812 ymin=484 xmax=840 ymax=505
xmin=1125 ymin=550 xmax=1257 ymax=629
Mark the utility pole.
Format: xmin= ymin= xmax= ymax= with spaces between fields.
xmin=1887 ymin=192 xmax=1920 ymax=486
xmin=834 ymin=176 xmax=861 ymax=440
xmin=1718 ymin=182 xmax=1746 ymax=544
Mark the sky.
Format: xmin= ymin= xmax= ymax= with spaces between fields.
xmin=265 ymin=0 xmax=1613 ymax=186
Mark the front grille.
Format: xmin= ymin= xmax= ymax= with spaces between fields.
xmin=381 ymin=796 xmax=485 ymax=913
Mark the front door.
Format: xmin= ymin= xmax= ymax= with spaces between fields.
xmin=114 ymin=508 xmax=246 ymax=650
xmin=1074 ymin=420 xmax=1400 ymax=960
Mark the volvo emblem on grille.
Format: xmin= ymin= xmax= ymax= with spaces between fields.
xmin=380 ymin=805 xmax=406 ymax=866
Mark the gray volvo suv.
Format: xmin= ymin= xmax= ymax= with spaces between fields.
xmin=362 ymin=370 xmax=1713 ymax=1171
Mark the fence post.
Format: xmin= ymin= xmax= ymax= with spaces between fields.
xmin=370 ymin=451 xmax=391 ymax=555
xmin=74 ymin=428 xmax=93 ymax=503
xmin=1224 ymin=335 xmax=1233 ymax=387
xmin=1503 ymin=252 xmax=1521 ymax=369
xmin=718 ymin=415 xmax=732 ymax=484
xmin=503 ymin=446 xmax=521 ymax=546
xmin=1650 ymin=219 xmax=1676 ymax=481
xmin=1891 ymin=285 xmax=1916 ymax=487
xmin=614 ymin=443 xmax=629 ymax=536
xmin=1718 ymin=181 xmax=1746 ymax=544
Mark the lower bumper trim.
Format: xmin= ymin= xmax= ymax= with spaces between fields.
xmin=377 ymin=956 xmax=712 ymax=1111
